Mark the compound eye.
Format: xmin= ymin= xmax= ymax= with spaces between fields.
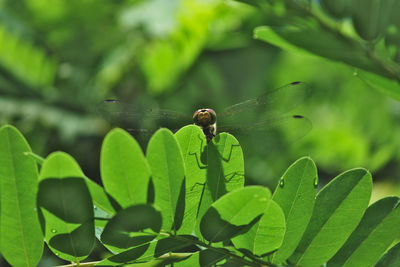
xmin=206 ymin=109 xmax=217 ymax=124
xmin=193 ymin=109 xmax=201 ymax=122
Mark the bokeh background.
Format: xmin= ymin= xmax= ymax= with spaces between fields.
xmin=1 ymin=0 xmax=400 ymax=265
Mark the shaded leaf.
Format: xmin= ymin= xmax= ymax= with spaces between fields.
xmin=351 ymin=0 xmax=396 ymax=41
xmin=289 ymin=168 xmax=372 ymax=267
xmin=38 ymin=152 xmax=95 ymax=261
xmin=101 ymin=204 xmax=162 ymax=249
xmin=101 ymin=128 xmax=151 ymax=208
xmin=321 ymin=0 xmax=352 ymax=18
xmin=38 ymin=177 xmax=94 ymax=258
xmin=270 ymin=157 xmax=317 ymax=264
xmin=375 ymin=242 xmax=400 ymax=267
xmin=199 ymin=248 xmax=229 ymax=266
xmin=0 ymin=125 xmax=43 ymax=266
xmin=97 ymin=235 xmax=197 ymax=265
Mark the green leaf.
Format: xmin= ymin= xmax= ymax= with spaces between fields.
xmin=270 ymin=157 xmax=318 ymax=264
xmin=289 ymin=168 xmax=372 ymax=267
xmin=0 ymin=25 xmax=57 ymax=89
xmin=196 ymin=133 xmax=245 ymax=234
xmin=0 ymin=125 xmax=43 ymax=267
xmin=101 ymin=204 xmax=162 ymax=249
xmin=231 ymin=198 xmax=285 ymax=255
xmin=351 ymin=0 xmax=396 ymax=41
xmin=146 ymin=128 xmax=185 ymax=232
xmin=38 ymin=152 xmax=95 ymax=261
xmin=200 ymin=186 xmax=272 ymax=242
xmin=38 ymin=178 xmax=94 ymax=258
xmin=101 ymin=128 xmax=151 ymax=208
xmin=97 ymin=235 xmax=197 ymax=265
xmin=327 ymin=196 xmax=400 ymax=267
xmin=254 ymin=26 xmax=389 ymax=78
xmin=199 ymin=249 xmax=229 ymax=266
xmin=23 ymin=151 xmax=45 ymax=165
xmin=175 ymin=125 xmax=207 ymax=234
xmin=356 ymin=69 xmax=400 ymax=100
xmin=375 ymin=242 xmax=400 ymax=267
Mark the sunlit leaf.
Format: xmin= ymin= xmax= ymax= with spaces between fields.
xmin=232 ymin=197 xmax=285 ymax=255
xmin=101 ymin=128 xmax=151 ymax=208
xmin=0 ymin=125 xmax=43 ymax=266
xmin=289 ymin=168 xmax=372 ymax=267
xmin=175 ymin=125 xmax=207 ymax=235
xmin=200 ymin=186 xmax=273 ymax=242
xmin=146 ymin=128 xmax=185 ymax=232
xmin=270 ymin=157 xmax=318 ymax=264
xmin=196 ymin=133 xmax=245 ymax=237
xmin=327 ymin=196 xmax=400 ymax=267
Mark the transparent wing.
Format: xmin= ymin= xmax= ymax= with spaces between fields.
xmin=218 ymin=114 xmax=312 ymax=144
xmin=97 ymin=99 xmax=193 ymax=129
xmin=219 ymin=82 xmax=310 ymax=120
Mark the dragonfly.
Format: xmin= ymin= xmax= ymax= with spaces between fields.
xmin=98 ymin=81 xmax=312 ymax=145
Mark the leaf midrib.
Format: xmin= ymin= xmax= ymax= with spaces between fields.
xmin=5 ymin=130 xmax=31 ymax=266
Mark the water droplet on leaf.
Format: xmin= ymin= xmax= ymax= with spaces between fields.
xmin=51 ymin=229 xmax=57 ymax=233
xmin=314 ymin=177 xmax=319 ymax=187
xmin=279 ymin=179 xmax=284 ymax=187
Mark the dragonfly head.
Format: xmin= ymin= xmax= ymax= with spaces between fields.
xmin=193 ymin=108 xmax=217 ymax=127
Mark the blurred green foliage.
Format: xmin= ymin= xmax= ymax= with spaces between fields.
xmin=0 ymin=0 xmax=400 ymax=264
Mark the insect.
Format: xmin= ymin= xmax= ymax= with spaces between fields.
xmin=98 ymin=81 xmax=311 ymax=144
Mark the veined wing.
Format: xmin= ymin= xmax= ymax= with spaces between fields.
xmin=218 ymin=114 xmax=312 ymax=143
xmin=218 ymin=82 xmax=310 ymax=120
xmin=98 ymin=99 xmax=193 ymax=129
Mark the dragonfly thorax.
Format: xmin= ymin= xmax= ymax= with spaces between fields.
xmin=193 ymin=108 xmax=217 ymax=142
